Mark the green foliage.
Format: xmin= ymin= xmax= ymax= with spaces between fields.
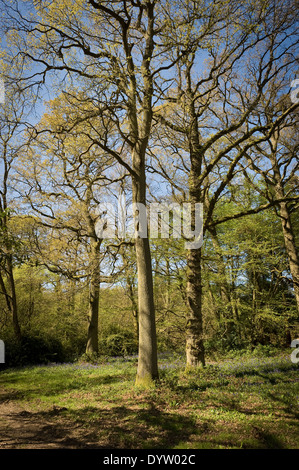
xmin=99 ymin=325 xmax=138 ymax=357
xmin=0 ymin=0 xmax=298 ymax=368
xmin=3 ymin=333 xmax=66 ymax=368
xmin=202 ymin=194 xmax=298 ymax=354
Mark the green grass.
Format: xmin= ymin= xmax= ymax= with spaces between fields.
xmin=0 ymin=352 xmax=298 ymax=449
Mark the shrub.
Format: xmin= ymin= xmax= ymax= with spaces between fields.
xmin=3 ymin=333 xmax=66 ymax=367
xmin=99 ymin=325 xmax=138 ymax=357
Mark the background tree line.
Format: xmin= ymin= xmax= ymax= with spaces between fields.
xmin=0 ymin=0 xmax=298 ymax=386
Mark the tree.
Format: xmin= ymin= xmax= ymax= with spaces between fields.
xmin=151 ymin=0 xmax=298 ymax=367
xmin=0 ymin=71 xmax=31 ymax=341
xmin=1 ymin=0 xmax=186 ymax=385
xmin=242 ymin=100 xmax=299 ymax=311
xmin=204 ymin=181 xmax=297 ymax=349
xmin=1 ymin=0 xmax=298 ymax=374
xmin=16 ymin=95 xmax=122 ymax=355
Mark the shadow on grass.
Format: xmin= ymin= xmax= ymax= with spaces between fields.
xmin=0 ymin=402 xmax=196 ymax=449
xmin=263 ymin=389 xmax=299 ymax=420
xmin=1 ymin=360 xmax=297 ymax=449
xmin=0 ymin=406 xmax=104 ymax=449
xmin=203 ymin=425 xmax=287 ymax=449
xmin=250 ymin=428 xmax=286 ymax=449
xmin=65 ymin=402 xmax=197 ymax=449
xmin=230 ymin=364 xmax=297 ymax=379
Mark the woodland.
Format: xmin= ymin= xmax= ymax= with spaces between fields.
xmin=0 ymin=0 xmax=298 ymax=391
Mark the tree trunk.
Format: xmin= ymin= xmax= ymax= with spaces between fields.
xmin=135 ymin=236 xmax=159 ymax=385
xmin=86 ymin=238 xmax=101 ymax=355
xmin=278 ymin=199 xmax=299 ymax=310
xmin=133 ymin=149 xmax=159 ymax=387
xmin=0 ymin=262 xmax=21 ymax=341
xmin=186 ymin=246 xmax=205 ymax=367
xmin=165 ymin=256 xmax=171 ymax=311
xmin=128 ymin=278 xmax=139 ymax=342
xmin=270 ymin=135 xmax=299 ymax=311
xmin=7 ymin=255 xmax=22 ymax=341
xmin=185 ymin=92 xmax=205 ymax=368
xmin=1 ymin=145 xmax=21 ymax=341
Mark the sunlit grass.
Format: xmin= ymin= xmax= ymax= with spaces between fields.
xmin=0 ymin=351 xmax=298 ymax=449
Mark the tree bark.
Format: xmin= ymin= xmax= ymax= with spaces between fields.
xmin=186 ymin=246 xmax=205 ymax=367
xmin=277 ymin=199 xmax=299 ymax=310
xmin=133 ymin=151 xmax=159 ymax=386
xmin=135 ymin=235 xmax=159 ymax=384
xmin=0 ymin=142 xmax=22 ymax=342
xmin=7 ymin=255 xmax=22 ymax=341
xmin=128 ymin=277 xmax=139 ymax=342
xmin=127 ymin=2 xmax=158 ymax=386
xmin=185 ymin=88 xmax=205 ymax=368
xmin=85 ymin=238 xmax=101 ymax=355
xmin=0 ymin=262 xmax=22 ymax=341
xmin=270 ymin=135 xmax=299 ymax=311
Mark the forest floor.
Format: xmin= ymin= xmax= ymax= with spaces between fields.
xmin=0 ymin=351 xmax=298 ymax=449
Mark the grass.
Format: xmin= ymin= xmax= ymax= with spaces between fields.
xmin=0 ymin=352 xmax=298 ymax=449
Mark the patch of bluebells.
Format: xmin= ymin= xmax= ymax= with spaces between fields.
xmin=217 ymin=353 xmax=295 ymax=375
xmin=32 ymin=351 xmax=298 ymax=380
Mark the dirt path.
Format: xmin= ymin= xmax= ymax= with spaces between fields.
xmin=0 ymin=391 xmax=100 ymax=449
